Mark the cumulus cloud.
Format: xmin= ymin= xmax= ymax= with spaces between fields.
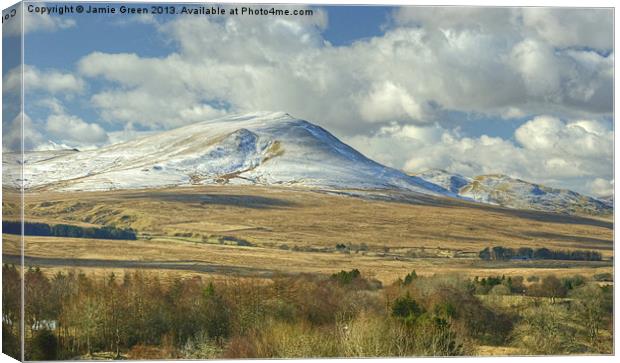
xmin=587 ymin=178 xmax=614 ymax=198
xmin=45 ymin=113 xmax=109 ymax=146
xmin=393 ymin=7 xmax=613 ymax=51
xmin=4 ymin=65 xmax=85 ymax=95
xmin=520 ymin=8 xmax=613 ymax=51
xmin=12 ymin=6 xmax=613 ymax=196
xmin=37 ymin=98 xmax=109 ymax=148
xmin=345 ymin=115 xmax=612 ymax=197
xmin=2 ymin=112 xmax=45 ymax=152
xmin=73 ymin=6 xmax=612 ymax=136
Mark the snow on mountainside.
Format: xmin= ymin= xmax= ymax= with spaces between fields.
xmin=414 ymin=169 xmax=612 ymax=216
xmin=6 ymin=112 xmax=611 ymax=217
xmin=14 ymin=112 xmax=450 ymax=196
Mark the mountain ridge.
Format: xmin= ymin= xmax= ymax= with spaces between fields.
xmin=14 ymin=112 xmax=451 ymax=197
xmin=6 ymin=111 xmax=611 ymax=217
xmin=413 ymin=169 xmax=611 ymax=216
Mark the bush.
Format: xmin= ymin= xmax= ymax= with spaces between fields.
xmin=526 ymin=275 xmax=539 ymax=282
xmin=181 ymin=332 xmax=222 ymax=359
xmin=489 ymin=284 xmax=511 ymax=296
xmin=391 ymin=293 xmax=423 ymax=323
xmin=526 ymin=275 xmax=567 ymax=301
xmin=512 ymin=304 xmax=578 ymax=355
xmin=17 ymin=266 xmax=612 ymax=358
xmin=2 ymin=323 xmax=20 ymax=360
xmin=403 ymin=270 xmax=418 ymax=285
xmin=561 ymin=275 xmax=586 ymax=290
xmin=29 ymin=329 xmax=58 ymax=360
xmin=331 ymin=269 xmax=361 ymax=285
xmin=593 ymin=273 xmax=613 ymax=282
xmin=569 ymin=284 xmax=607 ymax=348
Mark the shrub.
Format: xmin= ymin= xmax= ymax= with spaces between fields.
xmin=391 ymin=293 xmax=423 ymax=323
xmin=29 ymin=329 xmax=58 ymax=360
xmin=526 ymin=275 xmax=539 ymax=282
xmin=338 ymin=312 xmax=406 ymax=357
xmin=561 ymin=275 xmax=586 ymax=290
xmin=181 ymin=332 xmax=222 ymax=359
xmin=569 ymin=284 xmax=607 ymax=347
xmin=403 ymin=270 xmax=418 ymax=285
xmin=2 ymin=323 xmax=20 ymax=361
xmin=331 ymin=269 xmax=361 ymax=285
xmin=593 ymin=273 xmax=613 ymax=282
xmin=489 ymin=284 xmax=511 ymax=296
xmin=512 ymin=304 xmax=577 ymax=355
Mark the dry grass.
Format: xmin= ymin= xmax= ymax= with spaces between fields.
xmin=2 ymin=185 xmax=613 ymax=284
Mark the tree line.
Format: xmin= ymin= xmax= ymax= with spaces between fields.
xmin=1 ymin=264 xmax=612 ymax=360
xmin=479 ymin=246 xmax=602 ymax=261
xmin=2 ymin=221 xmax=136 ymax=240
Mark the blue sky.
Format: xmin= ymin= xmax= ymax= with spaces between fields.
xmin=18 ymin=4 xmax=398 ymax=133
xmin=2 ymin=3 xmax=614 ymax=196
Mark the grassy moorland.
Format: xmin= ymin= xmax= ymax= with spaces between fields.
xmin=1 ymin=185 xmax=613 ymax=358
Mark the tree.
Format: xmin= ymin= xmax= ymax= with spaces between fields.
xmin=391 ymin=293 xmax=423 ymax=323
xmin=512 ymin=304 xmax=576 ymax=354
xmin=479 ymin=247 xmax=491 ymax=260
xmin=25 ymin=267 xmax=53 ymax=333
xmin=570 ymin=284 xmax=605 ymax=347
xmin=540 ymin=275 xmax=567 ymax=302
xmin=403 ymin=270 xmax=418 ymax=285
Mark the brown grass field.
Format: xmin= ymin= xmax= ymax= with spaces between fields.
xmin=2 ymin=185 xmax=613 ymax=284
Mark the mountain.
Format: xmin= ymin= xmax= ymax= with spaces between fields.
xmin=15 ymin=112 xmax=451 ymax=196
xmin=34 ymin=140 xmax=79 ymax=152
xmin=7 ymin=112 xmax=611 ymax=217
xmin=414 ymin=169 xmax=612 ymax=216
xmin=599 ymin=195 xmax=613 ymax=207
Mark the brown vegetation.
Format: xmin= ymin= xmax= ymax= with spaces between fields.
xmin=2 ymin=265 xmax=612 ymax=359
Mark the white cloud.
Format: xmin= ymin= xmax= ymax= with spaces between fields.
xmin=359 ymin=81 xmax=425 ymax=123
xmin=4 ymin=65 xmax=84 ymax=95
xmin=587 ymin=178 xmax=614 ymax=198
xmin=12 ymin=6 xmax=611 ymax=196
xmin=2 ymin=112 xmax=45 ymax=152
xmin=521 ymin=8 xmax=613 ymax=51
xmin=3 ymin=3 xmax=76 ymax=38
xmin=73 ymin=7 xmax=612 ymax=136
xmin=393 ymin=7 xmax=613 ymax=51
xmin=515 ymin=115 xmax=613 ymax=161
xmin=35 ymin=98 xmax=109 ymax=148
xmin=45 ymin=113 xmax=109 ymax=146
xmin=345 ymin=115 xmax=612 ymax=197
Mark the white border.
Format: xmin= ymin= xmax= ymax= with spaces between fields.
xmin=0 ymin=1 xmax=617 ymax=362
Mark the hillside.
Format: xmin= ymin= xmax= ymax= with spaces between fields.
xmin=13 ymin=112 xmax=449 ymax=196
xmin=3 ymin=112 xmax=612 ymax=217
xmin=414 ymin=169 xmax=612 ymax=217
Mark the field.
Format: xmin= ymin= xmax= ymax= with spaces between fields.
xmin=2 ymin=185 xmax=613 ymax=283
xmin=1 ymin=185 xmax=614 ymax=359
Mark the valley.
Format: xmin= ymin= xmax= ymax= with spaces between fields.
xmin=3 ymin=185 xmax=613 ymax=283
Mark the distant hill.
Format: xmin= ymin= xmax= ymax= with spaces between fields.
xmin=414 ymin=169 xmax=612 ymax=217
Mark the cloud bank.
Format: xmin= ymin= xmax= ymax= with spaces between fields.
xmin=8 ymin=6 xmax=614 ymax=196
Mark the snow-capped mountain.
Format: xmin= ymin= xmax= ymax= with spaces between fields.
xmin=13 ymin=112 xmax=450 ymax=196
xmin=6 ymin=112 xmax=611 ymax=217
xmin=414 ymin=169 xmax=612 ymax=216
xmin=34 ymin=140 xmax=79 ymax=152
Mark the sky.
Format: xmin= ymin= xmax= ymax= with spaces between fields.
xmin=1 ymin=2 xmax=614 ymax=197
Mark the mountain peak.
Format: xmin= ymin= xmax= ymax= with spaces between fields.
xmin=18 ymin=112 xmax=446 ymax=196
